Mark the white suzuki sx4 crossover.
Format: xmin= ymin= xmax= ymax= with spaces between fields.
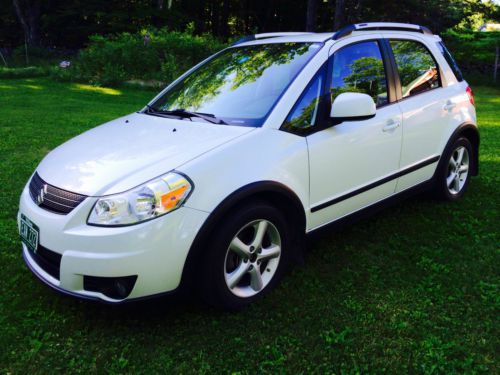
xmin=19 ymin=23 xmax=479 ymax=309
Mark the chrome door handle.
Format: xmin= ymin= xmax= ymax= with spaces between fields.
xmin=383 ymin=122 xmax=400 ymax=132
xmin=443 ymin=101 xmax=456 ymax=111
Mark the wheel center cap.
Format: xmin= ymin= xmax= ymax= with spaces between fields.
xmin=249 ymin=253 xmax=257 ymax=263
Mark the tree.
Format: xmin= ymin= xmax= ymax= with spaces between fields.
xmin=306 ymin=0 xmax=317 ymax=31
xmin=334 ymin=0 xmax=344 ymax=30
xmin=12 ymin=0 xmax=41 ymax=46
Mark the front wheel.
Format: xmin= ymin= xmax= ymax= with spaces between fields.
xmin=434 ymin=137 xmax=473 ymax=201
xmin=200 ymin=201 xmax=291 ymax=310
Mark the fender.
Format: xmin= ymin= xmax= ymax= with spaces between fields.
xmin=180 ymin=181 xmax=307 ymax=291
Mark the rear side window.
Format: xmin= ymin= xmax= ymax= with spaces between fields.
xmin=390 ymin=40 xmax=440 ymax=98
xmin=330 ymin=41 xmax=389 ymax=107
xmin=437 ymin=42 xmax=464 ymax=82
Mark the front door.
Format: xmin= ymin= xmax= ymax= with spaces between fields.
xmin=307 ymin=39 xmax=403 ymax=229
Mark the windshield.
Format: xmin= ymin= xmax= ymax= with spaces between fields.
xmin=149 ymin=42 xmax=322 ymax=127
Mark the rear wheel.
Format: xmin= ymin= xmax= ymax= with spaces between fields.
xmin=434 ymin=137 xmax=473 ymax=201
xmin=200 ymin=201 xmax=290 ymax=310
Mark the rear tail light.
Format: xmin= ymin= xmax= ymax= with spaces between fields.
xmin=466 ymin=86 xmax=475 ymax=107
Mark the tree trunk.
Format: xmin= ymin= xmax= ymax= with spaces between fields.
xmin=219 ymin=0 xmax=230 ymax=39
xmin=193 ymin=1 xmax=206 ymax=34
xmin=334 ymin=0 xmax=344 ymax=30
xmin=494 ymin=45 xmax=499 ymax=83
xmin=211 ymin=0 xmax=220 ymax=36
xmin=12 ymin=0 xmax=41 ymax=46
xmin=306 ymin=0 xmax=317 ymax=32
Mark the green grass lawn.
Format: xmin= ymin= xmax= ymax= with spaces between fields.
xmin=0 ymin=78 xmax=498 ymax=373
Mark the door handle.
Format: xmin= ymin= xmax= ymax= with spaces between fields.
xmin=383 ymin=121 xmax=400 ymax=132
xmin=443 ymin=101 xmax=456 ymax=111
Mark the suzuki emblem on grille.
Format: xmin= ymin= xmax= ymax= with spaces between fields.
xmin=37 ymin=184 xmax=48 ymax=205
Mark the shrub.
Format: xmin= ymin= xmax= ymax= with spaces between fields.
xmin=442 ymin=29 xmax=500 ymax=76
xmin=6 ymin=46 xmax=75 ymax=68
xmin=0 ymin=66 xmax=49 ymax=79
xmin=70 ymin=28 xmax=226 ymax=86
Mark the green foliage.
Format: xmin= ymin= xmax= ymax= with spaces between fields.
xmin=66 ymin=29 xmax=225 ymax=86
xmin=3 ymin=0 xmax=499 ymax=51
xmin=332 ymin=56 xmax=387 ymax=103
xmin=154 ymin=43 xmax=313 ymax=113
xmin=0 ymin=78 xmax=498 ymax=373
xmin=0 ymin=66 xmax=49 ymax=79
xmin=442 ymin=29 xmax=500 ymax=73
xmin=3 ymin=46 xmax=72 ymax=68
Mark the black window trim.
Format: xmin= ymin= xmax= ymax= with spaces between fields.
xmin=281 ymin=38 xmax=399 ymax=137
xmin=328 ymin=39 xmax=396 ymax=110
xmin=385 ymin=37 xmax=443 ymax=103
xmin=280 ymin=62 xmax=329 ymax=136
xmin=436 ymin=41 xmax=464 ymax=82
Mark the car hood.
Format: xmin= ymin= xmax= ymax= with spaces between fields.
xmin=37 ymin=113 xmax=254 ymax=196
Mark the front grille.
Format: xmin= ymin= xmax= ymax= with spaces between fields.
xmin=29 ymin=245 xmax=62 ymax=280
xmin=29 ymin=172 xmax=87 ymax=214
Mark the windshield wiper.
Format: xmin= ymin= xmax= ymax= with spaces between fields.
xmin=145 ymin=106 xmax=226 ymax=125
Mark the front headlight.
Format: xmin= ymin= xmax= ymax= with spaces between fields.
xmin=87 ymin=172 xmax=193 ymax=226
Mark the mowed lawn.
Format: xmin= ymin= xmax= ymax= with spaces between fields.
xmin=0 ymin=78 xmax=498 ymax=373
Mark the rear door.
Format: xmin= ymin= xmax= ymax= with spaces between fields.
xmin=384 ymin=36 xmax=448 ymax=192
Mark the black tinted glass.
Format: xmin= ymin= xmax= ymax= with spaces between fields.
xmin=330 ymin=41 xmax=388 ymax=107
xmin=437 ymin=42 xmax=464 ymax=82
xmin=390 ymin=40 xmax=440 ymax=98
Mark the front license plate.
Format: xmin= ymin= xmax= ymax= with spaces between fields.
xmin=20 ymin=214 xmax=39 ymax=253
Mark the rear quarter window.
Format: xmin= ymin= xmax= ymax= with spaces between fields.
xmin=436 ymin=41 xmax=464 ymax=82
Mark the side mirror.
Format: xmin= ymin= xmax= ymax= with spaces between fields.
xmin=330 ymin=92 xmax=376 ymax=121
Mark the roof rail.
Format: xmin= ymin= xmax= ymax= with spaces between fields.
xmin=332 ymin=22 xmax=433 ymax=40
xmin=232 ymin=32 xmax=314 ymax=46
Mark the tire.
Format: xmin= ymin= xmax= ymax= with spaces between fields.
xmin=200 ymin=200 xmax=291 ymax=310
xmin=434 ymin=137 xmax=473 ymax=201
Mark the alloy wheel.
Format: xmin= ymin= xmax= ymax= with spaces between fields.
xmin=446 ymin=146 xmax=469 ymax=195
xmin=224 ymin=219 xmax=281 ymax=298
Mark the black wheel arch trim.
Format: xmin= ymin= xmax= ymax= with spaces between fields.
xmin=180 ymin=181 xmax=307 ymax=290
xmin=438 ymin=122 xmax=479 ymax=176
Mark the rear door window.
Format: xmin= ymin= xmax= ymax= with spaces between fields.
xmin=389 ymin=40 xmax=440 ymax=98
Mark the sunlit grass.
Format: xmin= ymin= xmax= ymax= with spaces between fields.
xmin=72 ymin=83 xmax=122 ymax=96
xmin=0 ymin=78 xmax=498 ymax=373
xmin=21 ymin=84 xmax=43 ymax=90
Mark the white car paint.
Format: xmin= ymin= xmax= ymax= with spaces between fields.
xmin=38 ymin=114 xmax=254 ymax=196
xmin=19 ymin=24 xmax=477 ymax=302
xmin=330 ymin=92 xmax=376 ymax=118
xmin=307 ymin=98 xmax=403 ymax=229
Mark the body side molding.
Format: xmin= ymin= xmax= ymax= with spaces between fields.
xmin=311 ymin=155 xmax=440 ymax=213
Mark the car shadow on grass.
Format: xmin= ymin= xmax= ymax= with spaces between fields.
xmin=34 ymin=168 xmax=496 ymax=326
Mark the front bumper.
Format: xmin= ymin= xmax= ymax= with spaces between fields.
xmin=18 ymin=184 xmax=209 ymax=303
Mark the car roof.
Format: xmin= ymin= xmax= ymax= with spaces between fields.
xmin=233 ymin=23 xmax=440 ymax=47
xmin=234 ymin=32 xmax=334 ymax=46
